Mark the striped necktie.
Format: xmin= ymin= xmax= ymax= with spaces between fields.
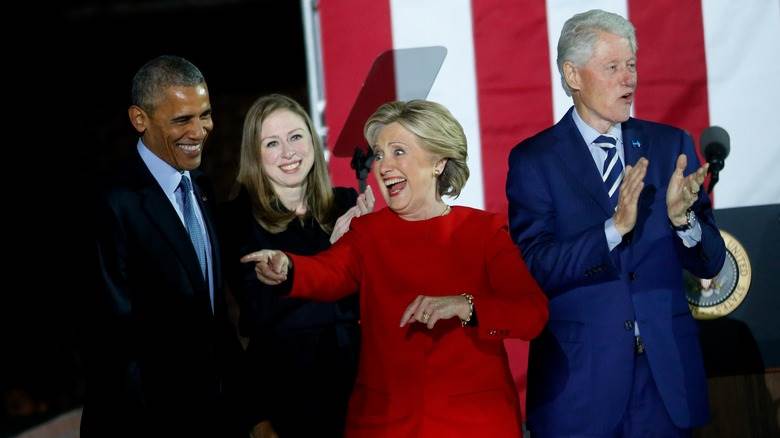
xmin=179 ymin=175 xmax=208 ymax=280
xmin=594 ymin=135 xmax=623 ymax=208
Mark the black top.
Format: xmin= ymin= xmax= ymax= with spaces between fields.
xmin=220 ymin=186 xmax=360 ymax=335
xmin=218 ymin=186 xmax=361 ymax=437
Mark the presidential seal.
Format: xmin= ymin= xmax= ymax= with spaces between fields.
xmin=685 ymin=230 xmax=751 ymax=319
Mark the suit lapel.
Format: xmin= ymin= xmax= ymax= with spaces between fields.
xmin=622 ymin=118 xmax=650 ymax=167
xmin=552 ymin=108 xmax=612 ymax=216
xmin=130 ymin=156 xmax=211 ymax=301
xmin=620 ymin=118 xmax=654 ymax=267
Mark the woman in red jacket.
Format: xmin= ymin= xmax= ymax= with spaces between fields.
xmin=242 ymin=100 xmax=548 ymax=437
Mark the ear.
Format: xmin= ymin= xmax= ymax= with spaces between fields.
xmin=434 ymin=157 xmax=448 ymax=175
xmin=128 ymin=105 xmax=148 ymax=134
xmin=562 ymin=61 xmax=581 ymax=93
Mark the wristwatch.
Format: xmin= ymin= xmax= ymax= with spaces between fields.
xmin=671 ymin=209 xmax=697 ymax=232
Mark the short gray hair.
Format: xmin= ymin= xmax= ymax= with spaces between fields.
xmin=364 ymin=100 xmax=469 ymax=199
xmin=557 ymin=9 xmax=637 ymax=96
xmin=131 ymin=55 xmax=205 ymax=113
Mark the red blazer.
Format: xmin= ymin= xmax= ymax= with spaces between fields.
xmin=289 ymin=207 xmax=548 ymax=437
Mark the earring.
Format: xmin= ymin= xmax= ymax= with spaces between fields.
xmin=433 ymin=169 xmax=440 ymax=177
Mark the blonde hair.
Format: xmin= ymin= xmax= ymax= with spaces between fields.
xmin=364 ymin=100 xmax=469 ymax=198
xmin=236 ymin=94 xmax=336 ymax=233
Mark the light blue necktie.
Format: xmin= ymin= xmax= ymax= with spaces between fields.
xmin=179 ymin=175 xmax=208 ymax=280
xmin=594 ymin=135 xmax=623 ymax=209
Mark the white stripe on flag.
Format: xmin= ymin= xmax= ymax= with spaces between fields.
xmin=702 ymin=0 xmax=780 ymax=208
xmin=390 ymin=0 xmax=485 ymax=209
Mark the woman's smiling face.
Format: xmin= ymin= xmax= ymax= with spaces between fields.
xmin=372 ymin=122 xmax=442 ymax=219
xmin=259 ymin=109 xmax=315 ymax=192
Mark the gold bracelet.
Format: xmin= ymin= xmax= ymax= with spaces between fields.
xmin=460 ymin=293 xmax=474 ymax=327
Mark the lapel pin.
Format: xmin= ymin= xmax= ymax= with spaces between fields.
xmin=632 ymin=140 xmax=641 ymax=148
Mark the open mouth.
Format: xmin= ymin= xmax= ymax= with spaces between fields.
xmin=620 ymin=92 xmax=634 ymax=103
xmin=383 ymin=177 xmax=407 ymax=196
xmin=177 ymin=143 xmax=202 ymax=155
xmin=279 ymin=161 xmax=302 ymax=173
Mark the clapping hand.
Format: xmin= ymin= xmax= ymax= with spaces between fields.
xmin=667 ymin=154 xmax=708 ymax=226
xmin=613 ymin=158 xmax=648 ymax=236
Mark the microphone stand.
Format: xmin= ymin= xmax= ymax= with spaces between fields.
xmin=707 ymin=170 xmax=720 ymax=194
xmin=706 ymin=156 xmax=725 ymax=194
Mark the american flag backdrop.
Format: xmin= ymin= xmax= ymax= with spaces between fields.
xmin=311 ymin=0 xmax=780 ymax=419
xmin=316 ymin=0 xmax=780 ymax=213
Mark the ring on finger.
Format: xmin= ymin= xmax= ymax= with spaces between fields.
xmin=422 ymin=311 xmax=431 ymax=322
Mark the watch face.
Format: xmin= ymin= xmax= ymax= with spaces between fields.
xmin=687 ymin=210 xmax=696 ymax=225
xmin=673 ymin=211 xmax=694 ymax=231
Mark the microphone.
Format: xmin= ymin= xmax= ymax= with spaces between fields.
xmin=700 ymin=126 xmax=730 ymax=192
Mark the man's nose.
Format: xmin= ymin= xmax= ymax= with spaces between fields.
xmin=622 ymin=68 xmax=637 ymax=87
xmin=191 ymin=119 xmax=211 ymax=139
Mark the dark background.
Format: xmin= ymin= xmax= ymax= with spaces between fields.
xmin=4 ymin=1 xmax=307 ymax=435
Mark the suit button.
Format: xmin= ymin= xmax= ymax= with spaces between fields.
xmin=628 ymin=272 xmax=637 ymax=281
xmin=624 ymin=320 xmax=634 ymax=331
xmin=489 ymin=329 xmax=498 ymax=336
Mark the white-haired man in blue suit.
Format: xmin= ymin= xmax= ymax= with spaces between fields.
xmin=507 ymin=9 xmax=726 ymax=437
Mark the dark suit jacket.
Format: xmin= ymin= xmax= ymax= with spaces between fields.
xmin=81 ymin=152 xmax=244 ymax=437
xmin=507 ymin=107 xmax=726 ymax=435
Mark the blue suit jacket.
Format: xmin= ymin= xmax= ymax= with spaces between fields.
xmin=507 ymin=108 xmax=726 ymax=435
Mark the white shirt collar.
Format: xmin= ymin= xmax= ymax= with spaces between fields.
xmin=137 ymin=139 xmax=190 ymax=196
xmin=572 ymin=107 xmax=623 ymax=146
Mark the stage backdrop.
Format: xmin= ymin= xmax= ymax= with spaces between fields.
xmin=318 ymin=0 xmax=780 ymax=212
xmin=313 ymin=0 xmax=780 ymax=420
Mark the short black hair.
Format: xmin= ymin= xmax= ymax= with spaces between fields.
xmin=131 ymin=55 xmax=205 ymax=113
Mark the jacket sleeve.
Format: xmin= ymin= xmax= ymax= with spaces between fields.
xmin=673 ymin=132 xmax=727 ymax=278
xmin=288 ymin=225 xmax=362 ymax=302
xmin=507 ymin=147 xmax=618 ymax=296
xmin=88 ymin=192 xmax=146 ymax=411
xmin=473 ymin=216 xmax=549 ymax=341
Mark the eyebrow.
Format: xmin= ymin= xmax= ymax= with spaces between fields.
xmin=261 ymin=128 xmax=305 ymax=143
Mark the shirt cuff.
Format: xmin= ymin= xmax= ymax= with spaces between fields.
xmin=676 ymin=214 xmax=702 ymax=248
xmin=605 ymin=218 xmax=622 ymax=251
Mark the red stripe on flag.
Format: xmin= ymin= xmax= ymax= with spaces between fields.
xmin=319 ymin=0 xmax=393 ymax=189
xmin=471 ymin=0 xmax=554 ymax=214
xmin=470 ymin=0 xmax=552 ymax=420
xmin=628 ymin=0 xmax=709 ymax=167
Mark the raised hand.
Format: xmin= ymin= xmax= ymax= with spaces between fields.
xmin=613 ymin=158 xmax=648 ymax=236
xmin=666 ymin=154 xmax=708 ymax=225
xmin=330 ymin=185 xmax=375 ymax=243
xmin=356 ymin=184 xmax=376 ymax=216
xmin=240 ymin=250 xmax=290 ymax=285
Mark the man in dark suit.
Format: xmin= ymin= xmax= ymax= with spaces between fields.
xmin=82 ymin=55 xmax=244 ymax=437
xmin=507 ymin=9 xmax=726 ymax=437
